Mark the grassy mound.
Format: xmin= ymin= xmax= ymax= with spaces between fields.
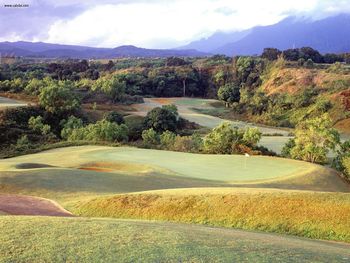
xmin=1 ymin=216 xmax=349 ymax=262
xmin=0 ymin=146 xmax=347 ymax=207
xmin=71 ymin=188 xmax=350 ymax=243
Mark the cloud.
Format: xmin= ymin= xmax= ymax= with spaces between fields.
xmin=1 ymin=0 xmax=350 ymax=47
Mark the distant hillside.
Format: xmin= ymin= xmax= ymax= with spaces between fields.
xmin=0 ymin=42 xmax=209 ymax=59
xmin=179 ymin=30 xmax=250 ymax=53
xmin=213 ymin=14 xmax=350 ymax=56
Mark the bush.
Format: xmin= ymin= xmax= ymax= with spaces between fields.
xmin=144 ymin=106 xmax=178 ymax=132
xmin=124 ymin=115 xmax=145 ymax=141
xmin=14 ymin=135 xmax=31 ymax=151
xmin=28 ymin=116 xmax=51 ymax=135
xmin=203 ymin=122 xmax=261 ymax=154
xmin=60 ymin=116 xmax=84 ymax=140
xmin=67 ymin=120 xmax=128 ymax=143
xmin=104 ymin=111 xmax=125 ymax=125
xmin=160 ymin=130 xmax=176 ymax=149
xmin=39 ymin=80 xmax=80 ymax=114
xmin=142 ymin=128 xmax=160 ymax=147
xmin=172 ymin=133 xmax=203 ymax=153
xmin=342 ymin=157 xmax=350 ymax=179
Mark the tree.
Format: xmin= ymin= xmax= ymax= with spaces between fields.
xmin=144 ymin=106 xmax=178 ymax=132
xmin=203 ymin=122 xmax=238 ymax=154
xmin=332 ymin=140 xmax=350 ymax=179
xmin=67 ymin=120 xmax=128 ymax=142
xmin=242 ymin=127 xmax=262 ymax=147
xmin=104 ymin=111 xmax=125 ymax=125
xmin=92 ymin=75 xmax=126 ymax=103
xmin=160 ymin=130 xmax=176 ymax=149
xmin=60 ymin=116 xmax=84 ymax=140
xmin=28 ymin=116 xmax=51 ymax=135
xmin=217 ymin=83 xmax=240 ymax=107
xmin=175 ymin=66 xmax=195 ymax=97
xmin=203 ymin=122 xmax=262 ymax=154
xmin=39 ymin=81 xmax=80 ymax=114
xmin=261 ymin=48 xmax=281 ymax=61
xmin=142 ymin=128 xmax=160 ymax=146
xmin=287 ymin=115 xmax=340 ymax=163
xmin=24 ymin=78 xmax=44 ymax=95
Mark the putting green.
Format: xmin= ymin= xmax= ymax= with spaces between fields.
xmin=1 ymin=146 xmax=347 ymax=205
xmin=0 ymin=217 xmax=349 ymax=262
xmin=1 ymin=146 xmax=316 ymax=183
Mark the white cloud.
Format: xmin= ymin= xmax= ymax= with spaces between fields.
xmin=4 ymin=0 xmax=350 ymax=48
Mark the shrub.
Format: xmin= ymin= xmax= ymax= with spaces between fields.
xmin=142 ymin=128 xmax=160 ymax=147
xmin=342 ymin=157 xmax=350 ymax=179
xmin=14 ymin=135 xmax=31 ymax=151
xmin=288 ymin=115 xmax=340 ymax=164
xmin=39 ymin=80 xmax=80 ymax=114
xmin=160 ymin=131 xmax=176 ymax=149
xmin=104 ymin=111 xmax=125 ymax=125
xmin=68 ymin=120 xmax=128 ymax=143
xmin=60 ymin=116 xmax=84 ymax=140
xmin=203 ymin=122 xmax=261 ymax=155
xmin=144 ymin=106 xmax=178 ymax=132
xmin=173 ymin=133 xmax=203 ymax=153
xmin=28 ymin=116 xmax=51 ymax=135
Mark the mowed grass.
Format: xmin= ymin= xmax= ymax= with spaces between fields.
xmin=0 ymin=96 xmax=28 ymax=108
xmin=0 ymin=146 xmax=347 ymax=203
xmin=1 ymin=216 xmax=350 ymax=263
xmin=1 ymin=146 xmax=349 ymax=244
xmin=134 ymin=98 xmax=291 ymax=136
xmin=71 ymin=188 xmax=350 ymax=243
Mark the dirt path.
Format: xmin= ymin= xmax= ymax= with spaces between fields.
xmin=0 ymin=194 xmax=73 ymax=217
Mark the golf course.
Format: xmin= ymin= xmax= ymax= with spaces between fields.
xmin=0 ymin=96 xmax=28 ymax=109
xmin=1 ymin=145 xmax=350 ymax=262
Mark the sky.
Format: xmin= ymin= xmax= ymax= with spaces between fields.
xmin=0 ymin=0 xmax=350 ymax=48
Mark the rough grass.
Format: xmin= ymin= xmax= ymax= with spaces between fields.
xmin=1 ymin=216 xmax=349 ymax=263
xmin=71 ymin=188 xmax=350 ymax=243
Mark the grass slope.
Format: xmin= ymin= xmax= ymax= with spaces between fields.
xmin=0 ymin=146 xmax=347 ymax=204
xmin=71 ymin=188 xmax=350 ymax=243
xmin=1 ymin=216 xmax=349 ymax=263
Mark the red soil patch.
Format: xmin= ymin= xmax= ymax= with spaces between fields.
xmin=0 ymin=194 xmax=73 ymax=217
xmin=335 ymin=118 xmax=350 ymax=135
xmin=79 ymin=162 xmax=151 ymax=174
xmin=150 ymin=98 xmax=173 ymax=105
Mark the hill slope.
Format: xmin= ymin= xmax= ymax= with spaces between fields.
xmin=213 ymin=14 xmax=350 ymax=55
xmin=0 ymin=41 xmax=208 ymax=58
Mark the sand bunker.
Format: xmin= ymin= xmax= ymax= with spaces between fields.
xmin=0 ymin=194 xmax=72 ymax=217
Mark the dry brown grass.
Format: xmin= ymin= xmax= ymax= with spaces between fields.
xmin=71 ymin=187 xmax=350 ymax=242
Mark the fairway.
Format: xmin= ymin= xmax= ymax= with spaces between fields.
xmin=131 ymin=97 xmax=291 ymax=135
xmin=0 ymin=216 xmax=349 ymax=263
xmin=0 ymin=96 xmax=28 ymax=108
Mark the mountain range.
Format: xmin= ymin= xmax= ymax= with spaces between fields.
xmin=0 ymin=42 xmax=208 ymax=59
xmin=1 ymin=14 xmax=350 ymax=59
xmin=182 ymin=14 xmax=350 ymax=56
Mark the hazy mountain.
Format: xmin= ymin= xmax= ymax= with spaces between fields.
xmin=0 ymin=42 xmax=209 ymax=58
xmin=213 ymin=14 xmax=350 ymax=56
xmin=178 ymin=30 xmax=250 ymax=53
